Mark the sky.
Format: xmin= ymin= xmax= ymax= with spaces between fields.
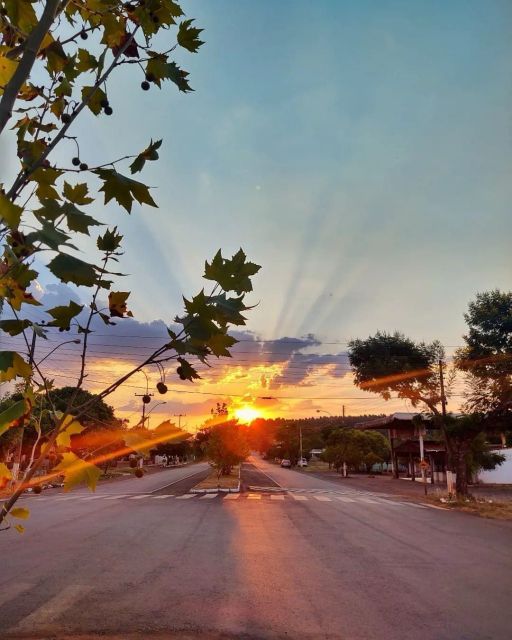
xmin=3 ymin=0 xmax=512 ymax=428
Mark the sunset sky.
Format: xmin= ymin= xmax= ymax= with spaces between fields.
xmin=4 ymin=0 xmax=511 ymax=429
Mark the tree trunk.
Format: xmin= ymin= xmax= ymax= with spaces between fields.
xmin=454 ymin=447 xmax=470 ymax=497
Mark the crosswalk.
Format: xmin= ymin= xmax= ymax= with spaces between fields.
xmin=17 ymin=490 xmax=427 ymax=509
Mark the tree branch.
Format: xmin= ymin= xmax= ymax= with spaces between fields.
xmin=0 ymin=0 xmax=62 ymax=137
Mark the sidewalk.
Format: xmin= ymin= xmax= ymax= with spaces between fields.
xmin=305 ymin=469 xmax=512 ymax=502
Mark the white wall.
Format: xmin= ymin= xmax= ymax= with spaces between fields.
xmin=477 ymin=449 xmax=512 ymax=484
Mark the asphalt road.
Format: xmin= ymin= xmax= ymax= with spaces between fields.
xmin=1 ymin=456 xmax=511 ymax=640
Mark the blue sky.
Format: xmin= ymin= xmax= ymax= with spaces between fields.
xmin=83 ymin=0 xmax=510 ymax=346
xmin=5 ymin=0 xmax=511 ymax=422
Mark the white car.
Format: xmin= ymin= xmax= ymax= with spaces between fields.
xmin=297 ymin=458 xmax=308 ymax=467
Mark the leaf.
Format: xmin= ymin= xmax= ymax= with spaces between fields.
xmin=46 ymin=300 xmax=84 ymax=329
xmin=129 ymin=139 xmax=162 ymax=174
xmin=0 ymin=351 xmax=32 ymax=382
xmin=146 ymin=54 xmax=192 ymax=92
xmin=76 ymin=48 xmax=97 ymax=73
xmin=0 ymin=399 xmax=26 ymax=437
xmin=206 ymin=332 xmax=237 ymax=357
xmin=95 ymin=169 xmax=157 ymax=213
xmin=108 ymin=291 xmax=133 ymax=318
xmin=0 ymin=462 xmax=12 ymax=485
xmin=177 ymin=357 xmax=201 ymax=381
xmin=123 ymin=430 xmax=153 ymax=456
xmin=10 ymin=507 xmax=30 ymax=520
xmin=48 ymin=254 xmax=97 ymax=287
xmin=33 ymin=198 xmax=63 ymax=221
xmin=26 ymin=220 xmax=75 ymax=251
xmin=56 ymin=415 xmax=85 ymax=448
xmin=177 ymin=19 xmax=204 ymax=53
xmin=63 ymin=182 xmax=94 ymax=205
xmin=204 ymin=249 xmax=261 ymax=294
xmin=54 ymin=452 xmax=101 ymax=492
xmin=30 ymin=166 xmax=63 ymax=201
xmin=97 ymin=227 xmax=123 ymax=252
xmin=0 ymin=192 xmax=23 ymax=228
xmin=0 ymin=318 xmax=31 ymax=336
xmin=62 ymin=202 xmax=102 ymax=234
xmin=14 ymin=524 xmax=25 ymax=534
xmin=0 ymin=51 xmax=17 ymax=96
xmin=5 ymin=0 xmax=38 ymax=34
xmin=81 ymin=85 xmax=108 ymax=115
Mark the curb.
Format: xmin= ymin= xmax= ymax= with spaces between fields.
xmin=190 ymin=483 xmax=240 ymax=494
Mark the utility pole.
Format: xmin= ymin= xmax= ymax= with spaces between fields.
xmin=135 ymin=391 xmax=153 ymax=427
xmin=439 ymin=359 xmax=454 ymax=494
xmin=174 ymin=413 xmax=187 ymax=430
xmin=342 ymin=404 xmax=345 ymax=423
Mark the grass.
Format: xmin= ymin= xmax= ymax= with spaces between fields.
xmin=193 ymin=466 xmax=240 ymax=491
xmin=426 ymin=496 xmax=512 ymax=520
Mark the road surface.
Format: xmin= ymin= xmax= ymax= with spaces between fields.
xmin=1 ymin=456 xmax=511 ymax=639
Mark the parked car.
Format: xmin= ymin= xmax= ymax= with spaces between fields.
xmin=297 ymin=458 xmax=308 ymax=467
xmin=280 ymin=459 xmax=292 ymax=468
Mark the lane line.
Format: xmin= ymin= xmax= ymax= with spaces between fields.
xmin=270 ymin=495 xmax=285 ymax=501
xmin=151 ymin=495 xmax=174 ymax=500
xmin=175 ymin=494 xmax=196 ymax=500
xmin=11 ymin=584 xmax=91 ymax=633
xmin=291 ymin=495 xmax=308 ymax=501
xmin=223 ymin=494 xmax=240 ymax=500
xmin=199 ymin=494 xmax=217 ymax=500
xmin=127 ymin=494 xmax=152 ymax=500
xmin=336 ymin=496 xmax=356 ymax=503
xmin=314 ymin=496 xmax=332 ymax=502
xmin=247 ymin=494 xmax=261 ymax=500
xmin=103 ymin=494 xmax=131 ymax=500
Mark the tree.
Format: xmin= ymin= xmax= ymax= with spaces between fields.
xmin=0 ymin=1 xmax=261 ymax=532
xmin=204 ymin=420 xmax=249 ymax=477
xmin=321 ymin=428 xmax=389 ymax=475
xmin=455 ymin=290 xmax=512 ymax=419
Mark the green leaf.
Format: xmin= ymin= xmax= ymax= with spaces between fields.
xmin=33 ymin=198 xmax=63 ymax=221
xmin=0 ymin=192 xmax=22 ymax=228
xmin=48 ymin=254 xmax=97 ymax=287
xmin=26 ymin=220 xmax=75 ymax=251
xmin=129 ymin=139 xmax=162 ymax=174
xmin=46 ymin=300 xmax=84 ymax=329
xmin=10 ymin=507 xmax=30 ymax=520
xmin=76 ymin=48 xmax=97 ymax=73
xmin=146 ymin=54 xmax=192 ymax=92
xmin=108 ymin=291 xmax=133 ymax=318
xmin=177 ymin=19 xmax=204 ymax=53
xmin=207 ymin=332 xmax=237 ymax=357
xmin=95 ymin=169 xmax=157 ymax=213
xmin=124 ymin=430 xmax=153 ymax=455
xmin=0 ymin=399 xmax=26 ymax=437
xmin=81 ymin=85 xmax=108 ymax=115
xmin=177 ymin=357 xmax=201 ymax=381
xmin=62 ymin=202 xmax=102 ymax=234
xmin=54 ymin=452 xmax=101 ymax=492
xmin=97 ymin=227 xmax=123 ymax=252
xmin=204 ymin=249 xmax=261 ymax=294
xmin=63 ymin=182 xmax=94 ymax=205
xmin=0 ymin=351 xmax=32 ymax=382
xmin=0 ymin=319 xmax=31 ymax=336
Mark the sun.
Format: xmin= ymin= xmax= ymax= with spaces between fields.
xmin=234 ymin=406 xmax=260 ymax=424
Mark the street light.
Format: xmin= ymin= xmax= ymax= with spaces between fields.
xmin=143 ymin=401 xmax=167 ymax=429
xmin=316 ymin=409 xmax=332 ymax=416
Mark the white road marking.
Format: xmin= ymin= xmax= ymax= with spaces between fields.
xmin=314 ymin=496 xmax=332 ymax=502
xmin=127 ymin=494 xmax=152 ymax=500
xmin=176 ymin=494 xmax=196 ymax=500
xmin=336 ymin=496 xmax=356 ymax=503
xmin=247 ymin=493 xmax=261 ymax=500
xmin=11 ymin=584 xmax=91 ymax=633
xmin=223 ymin=494 xmax=240 ymax=500
xmin=270 ymin=494 xmax=285 ymax=501
xmin=149 ymin=466 xmax=210 ymax=493
xmin=103 ymin=495 xmax=131 ymax=500
xmin=199 ymin=493 xmax=217 ymax=499
xmin=291 ymin=495 xmax=308 ymax=501
xmin=151 ymin=495 xmax=174 ymax=499
xmin=358 ymin=498 xmax=381 ymax=504
xmin=81 ymin=495 xmax=106 ymax=501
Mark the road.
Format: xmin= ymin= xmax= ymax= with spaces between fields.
xmin=1 ymin=456 xmax=511 ymax=640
